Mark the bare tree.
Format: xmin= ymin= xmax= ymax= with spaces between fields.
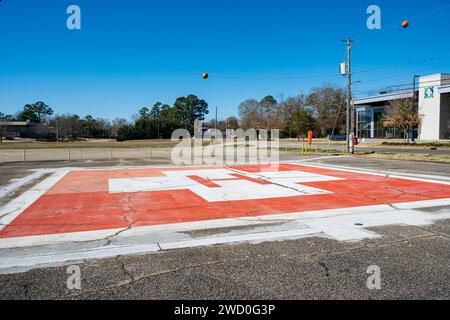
xmin=111 ymin=118 xmax=128 ymax=138
xmin=50 ymin=114 xmax=83 ymax=141
xmin=260 ymin=95 xmax=279 ymax=131
xmin=280 ymin=94 xmax=314 ymax=139
xmin=239 ymin=99 xmax=262 ymax=130
xmin=225 ymin=117 xmax=239 ymax=130
xmin=306 ymin=86 xmax=346 ymax=137
xmin=384 ymin=98 xmax=422 ymax=143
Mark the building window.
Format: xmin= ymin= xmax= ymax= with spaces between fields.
xmin=357 ymin=110 xmax=372 ymax=138
xmin=374 ymin=110 xmax=385 ymax=139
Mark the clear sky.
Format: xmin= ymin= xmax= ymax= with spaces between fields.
xmin=1 ymin=0 xmax=450 ymax=121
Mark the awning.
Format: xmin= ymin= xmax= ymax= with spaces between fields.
xmin=354 ymin=91 xmax=415 ymax=105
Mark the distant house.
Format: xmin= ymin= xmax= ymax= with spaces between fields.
xmin=0 ymin=121 xmax=50 ymax=140
xmin=0 ymin=121 xmax=33 ymax=139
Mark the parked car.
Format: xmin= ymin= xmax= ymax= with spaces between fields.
xmin=329 ymin=135 xmax=346 ymax=141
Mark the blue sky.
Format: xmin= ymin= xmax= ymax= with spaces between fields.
xmin=1 ymin=0 xmax=450 ymax=121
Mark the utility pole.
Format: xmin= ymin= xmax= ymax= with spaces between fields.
xmin=342 ymin=37 xmax=354 ymax=153
xmin=56 ymin=116 xmax=59 ymax=143
xmin=215 ymin=107 xmax=218 ymax=132
xmin=157 ymin=115 xmax=160 ymax=140
xmin=412 ymin=75 xmax=420 ymax=142
xmin=297 ymin=100 xmax=300 ymax=141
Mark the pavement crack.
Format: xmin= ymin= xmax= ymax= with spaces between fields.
xmin=226 ymin=167 xmax=306 ymax=194
xmin=317 ymin=260 xmax=330 ymax=277
xmin=115 ymin=255 xmax=135 ymax=284
xmin=0 ymin=209 xmax=21 ymax=220
xmin=387 ymin=203 xmax=399 ymax=210
xmin=59 ymin=234 xmax=438 ymax=298
xmin=103 ymin=194 xmax=138 ymax=246
xmin=67 ymin=258 xmax=229 ymax=298
xmin=307 ymin=233 xmax=441 ymax=261
xmin=413 ymin=226 xmax=450 ymax=239
xmin=236 ymin=218 xmax=292 ymax=223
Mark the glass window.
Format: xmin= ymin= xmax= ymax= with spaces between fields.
xmin=357 ymin=110 xmax=372 ymax=138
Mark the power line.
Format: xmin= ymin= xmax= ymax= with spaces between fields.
xmin=353 ymin=65 xmax=444 ymax=85
xmin=354 ymin=80 xmax=450 ymax=96
xmin=352 ymin=54 xmax=450 ymax=75
xmin=364 ymin=77 xmax=450 ymax=90
xmin=354 ymin=4 xmax=450 ymax=42
xmin=210 ymin=73 xmax=339 ymax=80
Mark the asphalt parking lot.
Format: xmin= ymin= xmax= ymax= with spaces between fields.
xmin=1 ymin=221 xmax=449 ymax=300
xmin=0 ymin=155 xmax=449 ymax=300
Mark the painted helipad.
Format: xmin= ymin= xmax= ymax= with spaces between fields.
xmin=1 ymin=162 xmax=450 ymax=272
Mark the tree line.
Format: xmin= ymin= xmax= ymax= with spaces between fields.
xmin=0 ymin=102 xmax=125 ymax=140
xmin=0 ymin=95 xmax=211 ymax=141
xmin=116 ymin=95 xmax=212 ymax=141
xmin=1 ymin=85 xmax=420 ymax=142
xmin=0 ymin=88 xmax=348 ymax=141
xmin=239 ymin=86 xmax=347 ymax=139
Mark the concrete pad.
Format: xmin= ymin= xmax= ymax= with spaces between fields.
xmin=1 ymin=162 xmax=450 ymax=274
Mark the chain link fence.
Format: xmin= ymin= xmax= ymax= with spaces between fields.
xmin=0 ymin=148 xmax=173 ymax=163
xmin=0 ymin=144 xmax=347 ymax=164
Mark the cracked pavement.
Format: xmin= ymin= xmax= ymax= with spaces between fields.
xmin=1 ymin=221 xmax=449 ymax=299
xmin=0 ymin=156 xmax=450 ymax=299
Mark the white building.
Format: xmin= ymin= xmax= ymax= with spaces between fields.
xmin=354 ymin=73 xmax=450 ymax=140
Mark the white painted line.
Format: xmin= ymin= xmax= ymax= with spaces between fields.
xmin=109 ymin=169 xmax=339 ymax=201
xmin=0 ymin=170 xmax=70 ymax=231
xmin=292 ymin=155 xmax=352 ymax=162
xmin=159 ymin=227 xmax=320 ymax=250
xmin=392 ymin=198 xmax=450 ymax=210
xmin=0 ymin=243 xmax=161 ymax=273
xmin=1 ymin=198 xmax=450 ymax=249
xmin=0 ymin=169 xmax=47 ymax=199
xmin=292 ymin=161 xmax=450 ymax=184
xmin=0 ymin=228 xmax=125 ymax=249
xmin=2 ymin=208 xmax=450 ymax=273
xmin=0 ymin=203 xmax=405 ymax=248
xmin=300 ymin=209 xmax=441 ymax=241
xmin=1 ymin=163 xmax=450 ymax=249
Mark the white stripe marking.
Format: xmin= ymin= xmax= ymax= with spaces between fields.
xmin=0 ymin=170 xmax=47 ymax=199
xmin=0 ymin=170 xmax=69 ymax=231
xmin=1 ymin=207 xmax=450 ymax=273
xmin=1 ymin=198 xmax=450 ymax=249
